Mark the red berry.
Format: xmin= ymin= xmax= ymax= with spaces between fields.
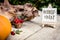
xmin=19 ymin=19 xmax=24 ymax=23
xmin=11 ymin=31 xmax=15 ymax=35
xmin=14 ymin=17 xmax=20 ymax=24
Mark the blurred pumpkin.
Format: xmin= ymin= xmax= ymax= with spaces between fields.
xmin=0 ymin=15 xmax=11 ymax=40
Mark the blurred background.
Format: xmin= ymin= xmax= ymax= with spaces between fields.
xmin=0 ymin=0 xmax=60 ymax=14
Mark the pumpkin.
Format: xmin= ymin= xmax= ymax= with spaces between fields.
xmin=0 ymin=15 xmax=11 ymax=40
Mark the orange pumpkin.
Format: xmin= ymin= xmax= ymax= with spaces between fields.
xmin=0 ymin=15 xmax=11 ymax=40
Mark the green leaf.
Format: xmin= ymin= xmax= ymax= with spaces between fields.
xmin=16 ymin=30 xmax=22 ymax=34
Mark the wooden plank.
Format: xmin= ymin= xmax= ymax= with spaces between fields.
xmin=7 ymin=22 xmax=41 ymax=40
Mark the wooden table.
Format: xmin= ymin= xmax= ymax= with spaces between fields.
xmin=7 ymin=15 xmax=60 ymax=40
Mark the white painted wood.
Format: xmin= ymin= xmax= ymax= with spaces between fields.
xmin=42 ymin=8 xmax=57 ymax=27
xmin=26 ymin=27 xmax=55 ymax=40
xmin=7 ymin=22 xmax=41 ymax=40
xmin=24 ymin=15 xmax=60 ymax=40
